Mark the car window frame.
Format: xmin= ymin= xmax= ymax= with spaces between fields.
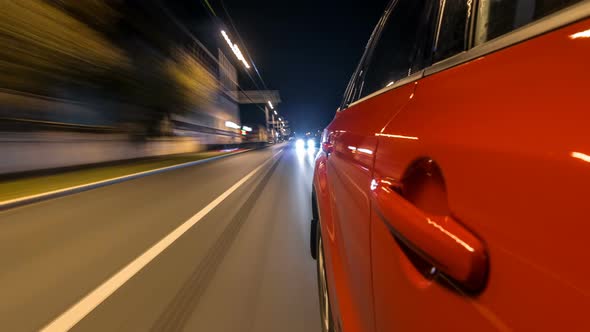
xmin=340 ymin=0 xmax=439 ymax=111
xmin=432 ymin=0 xmax=474 ymax=63
xmin=340 ymin=0 xmax=590 ymax=112
xmin=339 ymin=2 xmax=394 ymax=110
xmin=428 ymin=0 xmax=590 ymax=75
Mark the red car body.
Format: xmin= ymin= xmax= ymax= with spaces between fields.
xmin=311 ymin=1 xmax=590 ymax=331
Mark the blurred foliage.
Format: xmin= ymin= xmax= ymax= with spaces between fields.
xmin=0 ymin=0 xmax=221 ymax=136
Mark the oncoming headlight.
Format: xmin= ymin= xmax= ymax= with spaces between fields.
xmin=296 ymin=139 xmax=305 ymax=150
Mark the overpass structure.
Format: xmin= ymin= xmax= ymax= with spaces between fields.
xmin=238 ymin=90 xmax=287 ymax=139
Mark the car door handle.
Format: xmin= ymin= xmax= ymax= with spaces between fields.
xmin=372 ymin=179 xmax=488 ymax=293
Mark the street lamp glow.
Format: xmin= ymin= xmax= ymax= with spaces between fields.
xmin=225 ymin=121 xmax=240 ymax=129
xmin=221 ymin=30 xmax=250 ymax=69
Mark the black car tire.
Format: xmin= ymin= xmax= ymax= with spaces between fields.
xmin=316 ymin=220 xmax=335 ymax=332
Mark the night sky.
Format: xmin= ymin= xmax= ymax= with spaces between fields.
xmin=221 ymin=0 xmax=389 ymax=133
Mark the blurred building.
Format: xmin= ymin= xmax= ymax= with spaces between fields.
xmin=0 ymin=0 xmax=278 ymax=174
xmin=172 ymin=46 xmax=242 ymax=145
xmin=0 ymin=0 xmax=244 ymax=145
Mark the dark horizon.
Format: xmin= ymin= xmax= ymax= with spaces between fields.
xmin=221 ymin=0 xmax=388 ymax=132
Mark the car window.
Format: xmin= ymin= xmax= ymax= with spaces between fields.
xmin=358 ymin=0 xmax=437 ymax=99
xmin=339 ymin=4 xmax=390 ymax=110
xmin=475 ymin=0 xmax=584 ymax=45
xmin=433 ymin=0 xmax=472 ymax=62
xmin=340 ymin=70 xmax=362 ymax=109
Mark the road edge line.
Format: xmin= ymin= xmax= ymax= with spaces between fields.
xmin=0 ymin=149 xmax=252 ymax=211
xmin=40 ymin=149 xmax=283 ymax=332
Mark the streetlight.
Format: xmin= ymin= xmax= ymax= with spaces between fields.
xmin=225 ymin=121 xmax=241 ymax=129
xmin=221 ymin=30 xmax=250 ymax=69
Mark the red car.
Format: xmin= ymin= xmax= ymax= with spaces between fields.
xmin=311 ymin=0 xmax=590 ymax=331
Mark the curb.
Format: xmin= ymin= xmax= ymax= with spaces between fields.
xmin=0 ymin=149 xmax=252 ymax=211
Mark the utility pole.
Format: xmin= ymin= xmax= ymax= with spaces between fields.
xmin=265 ymin=105 xmax=270 ymax=134
xmin=270 ymin=112 xmax=275 ymax=140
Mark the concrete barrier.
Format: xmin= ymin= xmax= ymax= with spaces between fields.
xmin=0 ymin=132 xmax=203 ymax=175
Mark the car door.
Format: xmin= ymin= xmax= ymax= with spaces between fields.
xmin=370 ymin=0 xmax=590 ymax=331
xmin=323 ymin=1 xmax=437 ymax=331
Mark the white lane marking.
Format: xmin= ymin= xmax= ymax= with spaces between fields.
xmin=40 ymin=150 xmax=283 ymax=332
xmin=0 ymin=150 xmax=251 ymax=209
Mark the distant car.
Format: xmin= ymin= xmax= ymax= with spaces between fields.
xmin=310 ymin=1 xmax=590 ymax=331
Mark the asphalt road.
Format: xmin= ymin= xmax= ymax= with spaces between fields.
xmin=0 ymin=144 xmax=321 ymax=331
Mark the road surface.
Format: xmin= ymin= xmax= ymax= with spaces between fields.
xmin=0 ymin=144 xmax=321 ymax=331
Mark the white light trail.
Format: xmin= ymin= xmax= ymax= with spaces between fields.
xmin=570 ymin=29 xmax=590 ymax=39
xmin=572 ymin=151 xmax=590 ymax=163
xmin=221 ymin=30 xmax=250 ymax=69
xmin=375 ymin=133 xmax=419 ymax=140
xmin=225 ymin=121 xmax=240 ymax=129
